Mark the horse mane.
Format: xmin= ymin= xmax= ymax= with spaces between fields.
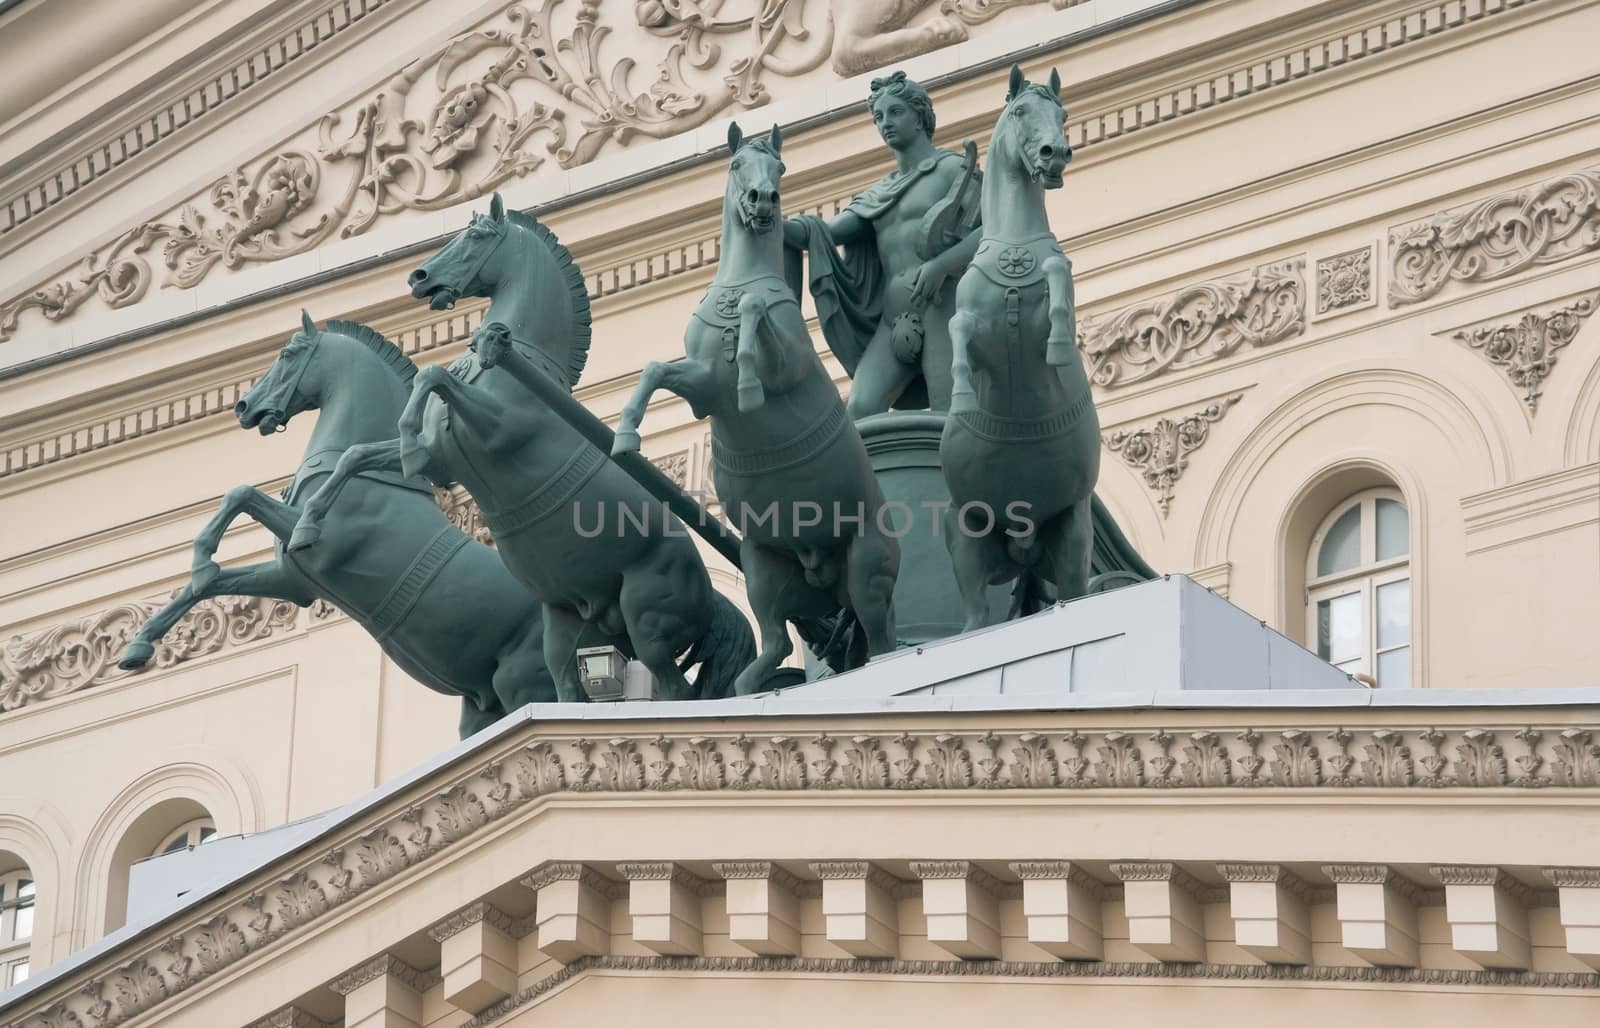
xmin=324 ymin=319 xmax=417 ymax=386
xmin=739 ymin=137 xmax=784 ymax=161
xmin=504 ymin=209 xmax=593 ymax=389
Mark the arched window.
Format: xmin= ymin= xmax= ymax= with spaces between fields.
xmin=1306 ymin=489 xmax=1411 ymax=687
xmin=154 ymin=819 xmax=216 ymax=857
xmin=0 ymin=868 xmax=34 ymax=986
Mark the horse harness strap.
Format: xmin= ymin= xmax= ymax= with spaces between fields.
xmin=284 ymin=448 xmax=435 ymax=504
xmin=970 ymin=233 xmax=1061 ymax=290
xmin=952 ymin=392 xmax=1094 ymax=442
xmin=713 ymin=403 xmax=848 ymax=477
xmin=475 ymin=444 xmax=606 ymax=537
xmin=694 ymin=277 xmax=798 ymax=362
xmin=369 ymin=527 xmax=469 ymax=641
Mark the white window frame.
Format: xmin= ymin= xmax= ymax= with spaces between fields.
xmin=154 ymin=818 xmax=217 ymax=858
xmin=0 ymin=870 xmax=33 ymax=987
xmin=1305 ymin=488 xmax=1412 ymax=687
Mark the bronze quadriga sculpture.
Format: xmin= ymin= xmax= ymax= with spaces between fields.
xmin=119 ymin=314 xmax=556 ymax=737
xmin=613 ymin=124 xmax=902 ymax=695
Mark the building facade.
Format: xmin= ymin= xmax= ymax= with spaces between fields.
xmin=1 ymin=0 xmax=1598 ymax=1021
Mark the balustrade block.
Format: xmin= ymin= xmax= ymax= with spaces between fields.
xmin=912 ymin=861 xmax=1004 ymax=959
xmin=713 ymin=861 xmax=803 ymax=957
xmin=522 ymin=862 xmax=616 ymax=963
xmin=1432 ymin=866 xmax=1531 ymax=971
xmin=619 ymin=862 xmax=708 ymax=956
xmin=1111 ymin=862 xmax=1207 ymax=963
xmin=1009 ymin=862 xmax=1105 ymax=961
xmin=811 ymin=861 xmax=904 ymax=959
xmin=1546 ymin=868 xmax=1600 ymax=970
xmin=427 ymin=903 xmax=518 ymax=1014
xmin=1219 ymin=864 xmax=1312 ymax=965
xmin=1323 ymin=864 xmax=1420 ymax=967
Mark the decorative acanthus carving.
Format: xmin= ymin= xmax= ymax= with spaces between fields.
xmin=426 ymin=900 xmax=519 ymax=942
xmin=1077 ymin=260 xmax=1304 ymax=388
xmin=1390 ymin=167 xmax=1600 ymax=306
xmin=1450 ymin=291 xmax=1600 ymax=412
xmin=1103 ymin=395 xmax=1241 ymax=516
xmin=16 ymin=721 xmax=1600 ymax=1027
xmin=1 ymin=594 xmax=301 ymax=712
xmin=1315 ymin=245 xmax=1373 ymax=314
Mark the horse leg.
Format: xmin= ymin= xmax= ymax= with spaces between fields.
xmin=1041 ymin=496 xmax=1094 ymax=603
xmin=949 ymin=309 xmax=980 ymax=414
xmin=490 ymin=618 xmax=560 ymax=713
xmin=289 ymin=439 xmax=402 ymax=551
xmin=843 ymin=526 xmax=899 ymax=657
xmin=944 ymin=507 xmax=1009 ymax=632
xmin=1042 ymin=254 xmax=1077 ymax=367
xmin=735 ymin=292 xmax=769 ymax=412
xmin=120 ymin=560 xmax=312 ymax=669
xmin=458 ymin=698 xmax=507 ymax=738
xmin=732 ymin=539 xmax=804 ymax=696
xmin=190 ymin=485 xmax=304 ymax=593
xmin=613 ymin=359 xmax=718 ymax=457
xmin=540 ymin=603 xmax=590 ymax=703
xmin=618 ymin=559 xmax=702 ymax=701
xmin=398 ymin=367 xmax=515 ymax=480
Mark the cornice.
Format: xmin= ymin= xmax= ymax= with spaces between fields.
xmin=520 ymin=861 xmax=625 ymax=899
xmin=1008 ymin=860 xmax=1116 ymax=901
xmin=456 ymin=953 xmax=1600 ymax=1026
xmin=8 ymin=719 xmax=1600 ymax=1026
xmin=426 ymin=900 xmax=518 ymax=942
xmin=329 ymin=953 xmax=438 ymax=996
xmin=0 ymin=0 xmax=1560 ymax=354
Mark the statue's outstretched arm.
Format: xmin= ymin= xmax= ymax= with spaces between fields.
xmin=823 ymin=210 xmax=868 ymax=245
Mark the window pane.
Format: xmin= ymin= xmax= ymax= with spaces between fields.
xmin=1377 ymin=646 xmax=1410 ymax=689
xmin=9 ymin=959 xmax=27 ymax=985
xmin=161 ymin=834 xmax=191 ymax=855
xmin=1316 ymin=505 xmax=1362 ymax=576
xmin=1316 ymin=592 xmax=1362 ymax=664
xmin=1376 ymin=579 xmax=1409 ymax=649
xmin=1376 ymin=498 xmax=1408 ymax=560
xmin=197 ymin=826 xmax=216 ymax=844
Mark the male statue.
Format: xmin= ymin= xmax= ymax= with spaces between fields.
xmin=784 ymin=71 xmax=981 ymax=415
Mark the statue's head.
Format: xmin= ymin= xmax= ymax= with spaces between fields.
xmin=1001 ymin=64 xmax=1069 ymax=188
xmin=409 ymin=193 xmax=512 ymax=310
xmin=238 ymin=309 xmax=323 ymax=434
xmin=868 ymin=71 xmax=936 ymax=149
xmin=726 ymin=122 xmax=785 ymax=233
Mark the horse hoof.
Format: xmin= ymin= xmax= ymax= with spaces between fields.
xmin=1046 ymin=337 xmax=1073 ymax=366
xmin=611 ymin=430 xmax=641 ymax=457
xmin=191 ymin=561 xmax=220 ymax=593
xmin=950 ymin=390 xmax=978 ymax=414
xmin=118 ymin=641 xmax=154 ymax=670
xmin=737 ymin=383 xmax=765 ymax=413
xmin=287 ymin=522 xmax=321 ymax=551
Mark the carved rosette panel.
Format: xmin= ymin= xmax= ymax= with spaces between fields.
xmin=1449 ymin=291 xmax=1600 ymax=412
xmin=1077 ymin=260 xmax=1305 ymax=388
xmin=8 ymin=721 xmax=1595 ymax=1026
xmin=1104 ymin=395 xmax=1242 ymax=516
xmin=0 ymin=595 xmax=301 ymax=711
xmin=0 ymin=0 xmax=834 ymax=341
xmin=1315 ymin=245 xmax=1373 ymax=315
xmin=1389 ymin=167 xmax=1600 ymax=307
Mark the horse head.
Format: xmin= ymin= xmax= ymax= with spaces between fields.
xmin=1001 ymin=65 xmax=1070 ymax=189
xmin=409 ymin=193 xmax=512 ymax=311
xmin=238 ymin=309 xmax=325 ymax=435
xmin=726 ymin=122 xmax=785 ymax=234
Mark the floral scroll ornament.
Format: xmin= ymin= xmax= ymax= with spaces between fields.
xmin=1450 ymin=292 xmax=1599 ymax=413
xmin=1389 ymin=167 xmax=1600 ymax=306
xmin=0 ymin=0 xmax=830 ymax=341
xmin=1103 ymin=395 xmax=1242 ymax=517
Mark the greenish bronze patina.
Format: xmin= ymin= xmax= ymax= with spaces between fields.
xmin=613 ymin=124 xmax=901 ymax=694
xmin=290 ymin=197 xmax=755 ymax=703
xmin=940 ymin=65 xmax=1101 ymax=631
xmin=119 ymin=314 xmax=556 ymax=737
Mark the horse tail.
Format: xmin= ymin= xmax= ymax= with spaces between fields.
xmin=684 ymin=590 xmax=757 ymax=700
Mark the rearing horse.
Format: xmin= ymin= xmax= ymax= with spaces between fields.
xmin=612 ymin=123 xmax=901 ymax=694
xmin=118 ymin=314 xmax=556 ymax=737
xmin=292 ymin=196 xmax=753 ymax=702
xmin=941 ymin=65 xmax=1099 ymax=631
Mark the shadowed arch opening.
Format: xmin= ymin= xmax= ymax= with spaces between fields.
xmin=103 ymin=797 xmax=214 ymax=934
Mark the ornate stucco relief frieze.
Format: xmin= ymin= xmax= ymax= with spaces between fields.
xmin=1315 ymin=245 xmax=1374 ymax=316
xmin=10 ymin=721 xmax=1600 ymax=1027
xmin=1103 ymin=395 xmax=1241 ymax=516
xmin=1077 ymin=262 xmax=1304 ymax=388
xmin=1448 ymin=291 xmax=1600 ymax=412
xmin=0 ymin=595 xmax=302 ymax=712
xmin=1389 ymin=167 xmax=1600 ymax=306
xmin=0 ymin=0 xmax=1540 ymax=345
